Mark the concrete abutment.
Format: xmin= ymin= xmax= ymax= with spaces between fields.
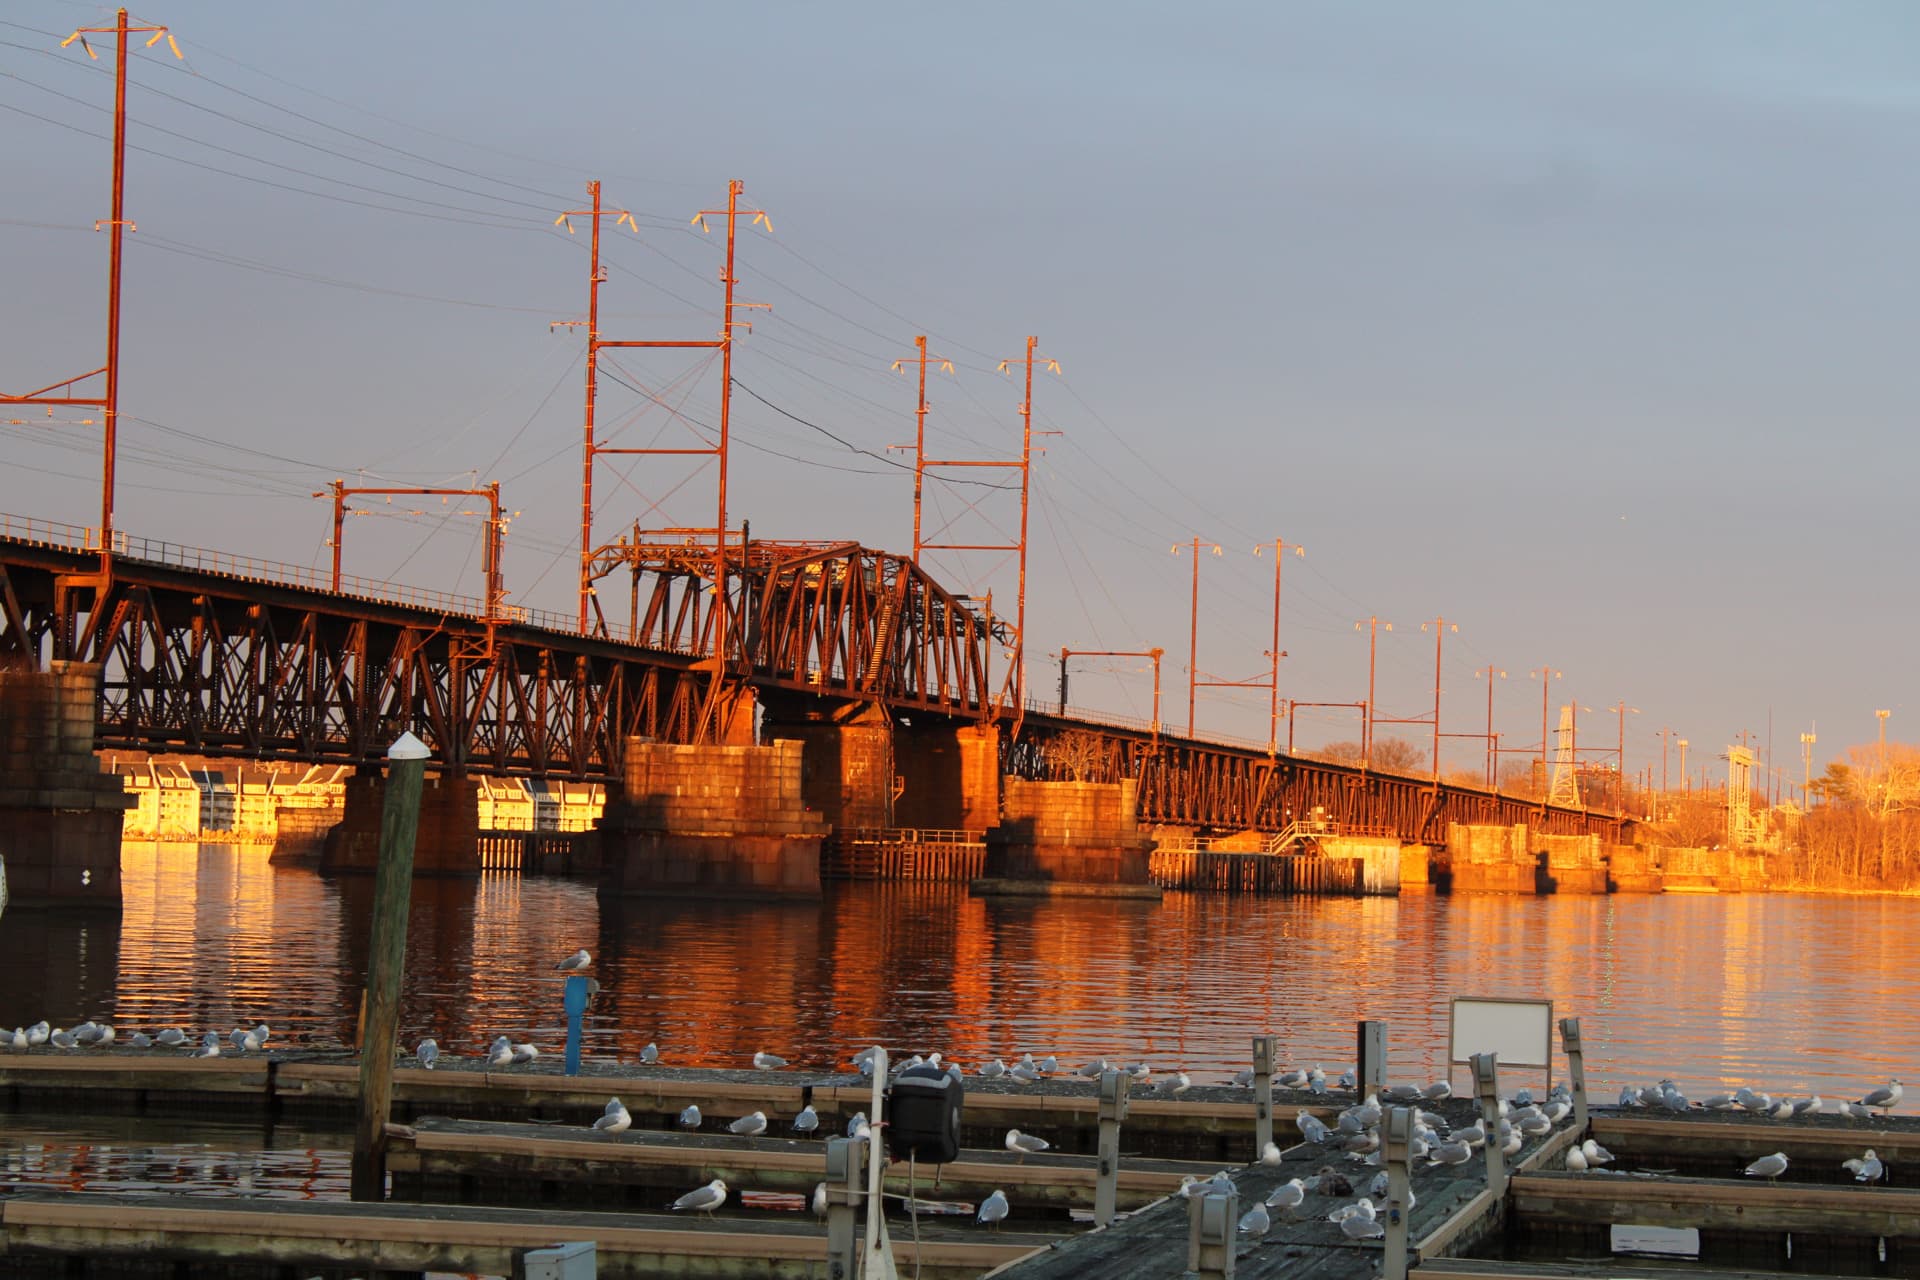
xmin=0 ymin=661 xmax=131 ymax=907
xmin=973 ymin=777 xmax=1159 ymax=898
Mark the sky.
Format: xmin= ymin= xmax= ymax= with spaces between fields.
xmin=4 ymin=0 xmax=1917 ymax=791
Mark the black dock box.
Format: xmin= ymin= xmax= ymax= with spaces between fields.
xmin=887 ymin=1065 xmax=964 ymax=1164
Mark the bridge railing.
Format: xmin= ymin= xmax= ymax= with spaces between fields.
xmin=0 ymin=512 xmax=97 ymax=553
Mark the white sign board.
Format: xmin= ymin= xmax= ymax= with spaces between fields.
xmin=1448 ymin=996 xmax=1553 ymax=1075
xmin=1611 ymin=1225 xmax=1700 ymax=1258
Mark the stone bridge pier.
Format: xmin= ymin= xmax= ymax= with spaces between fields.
xmin=762 ymin=702 xmax=1000 ymax=833
xmin=319 ymin=771 xmax=482 ymax=874
xmin=0 ymin=661 xmax=131 ymax=907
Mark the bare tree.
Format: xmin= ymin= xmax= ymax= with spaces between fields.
xmin=1050 ymin=729 xmax=1109 ymax=782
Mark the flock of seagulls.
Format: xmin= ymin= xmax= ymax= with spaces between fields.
xmin=1616 ymin=1078 xmax=1903 ymax=1120
xmin=1 ymin=1020 xmax=272 ymax=1056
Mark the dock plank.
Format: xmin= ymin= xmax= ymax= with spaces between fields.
xmin=1509 ymin=1170 xmax=1920 ymax=1237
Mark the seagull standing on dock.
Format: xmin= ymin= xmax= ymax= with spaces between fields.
xmin=555 ymin=949 xmax=591 ymax=972
xmin=752 ymin=1050 xmax=788 ymax=1070
xmin=978 ymin=1058 xmax=1007 ymax=1079
xmin=1005 ymin=1129 xmax=1050 ymax=1162
xmin=976 ymin=1189 xmax=1009 ymax=1229
xmin=487 ymin=1036 xmax=513 ymax=1067
xmin=1581 ymin=1139 xmax=1615 ymax=1166
xmin=1153 ymin=1071 xmax=1191 ymax=1097
xmin=1008 ymin=1061 xmax=1040 ymax=1085
xmin=191 ymin=1031 xmax=220 ymax=1058
xmin=128 ymin=1032 xmax=152 ymax=1049
xmin=155 ymin=1028 xmax=186 ymax=1048
xmin=1260 ymin=1141 xmax=1283 ymax=1166
xmin=510 ymin=1042 xmax=539 ymax=1066
xmin=729 ymin=1111 xmax=768 ymax=1137
xmin=1296 ymin=1111 xmax=1332 ymax=1144
xmin=1565 ymin=1145 xmax=1589 ymax=1172
xmin=791 ymin=1105 xmax=820 ymax=1137
xmin=847 ymin=1112 xmax=871 ymax=1141
xmin=679 ymin=1104 xmax=702 ymax=1130
xmin=671 ymin=1178 xmax=728 ymax=1217
xmin=1266 ymin=1178 xmax=1307 ymax=1217
xmin=1843 ymin=1149 xmax=1885 ymax=1183
xmin=415 ymin=1038 xmax=439 ymax=1069
xmin=1238 ymin=1200 xmax=1271 ymax=1240
xmin=593 ymin=1097 xmax=631 ymax=1135
xmin=639 ymin=1042 xmax=659 ymax=1065
xmin=1744 ymin=1152 xmax=1789 ymax=1181
xmin=1860 ymin=1080 xmax=1904 ymax=1115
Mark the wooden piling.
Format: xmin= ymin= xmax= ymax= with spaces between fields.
xmin=349 ymin=732 xmax=428 ymax=1202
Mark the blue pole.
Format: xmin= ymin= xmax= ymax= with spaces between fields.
xmin=563 ymin=973 xmax=587 ymax=1076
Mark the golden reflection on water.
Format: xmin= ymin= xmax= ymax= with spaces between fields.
xmin=3 ymin=843 xmax=1918 ymax=1098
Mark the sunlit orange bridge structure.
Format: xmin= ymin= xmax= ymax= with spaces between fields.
xmin=0 ymin=510 xmax=1615 ymax=846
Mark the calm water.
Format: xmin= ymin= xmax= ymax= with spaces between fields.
xmin=2 ymin=841 xmax=1915 ymax=1100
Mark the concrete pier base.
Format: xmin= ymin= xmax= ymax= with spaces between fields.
xmin=600 ymin=739 xmax=828 ymax=899
xmin=972 ymin=778 xmax=1159 ymax=899
xmin=0 ymin=661 xmax=131 ymax=907
xmin=319 ymin=772 xmax=481 ymax=875
xmin=269 ymin=803 xmax=341 ymax=866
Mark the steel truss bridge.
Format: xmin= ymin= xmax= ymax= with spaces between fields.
xmin=0 ymin=515 xmax=1614 ymax=843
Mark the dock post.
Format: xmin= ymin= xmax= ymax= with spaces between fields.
xmin=1471 ymin=1051 xmax=1506 ymax=1198
xmin=1559 ymin=1016 xmax=1588 ymax=1131
xmin=1095 ymin=1067 xmax=1128 ymax=1227
xmin=1187 ymin=1186 xmax=1238 ymax=1279
xmin=563 ymin=974 xmax=588 ymax=1076
xmin=824 ymin=1136 xmax=865 ymax=1279
xmin=1382 ymin=1106 xmax=1413 ymax=1280
xmin=1251 ymin=1034 xmax=1276 ymax=1156
xmin=349 ymin=731 xmax=429 ymax=1203
xmin=1358 ymin=1019 xmax=1388 ymax=1094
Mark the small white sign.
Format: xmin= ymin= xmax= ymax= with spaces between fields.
xmin=1611 ymin=1224 xmax=1701 ymax=1257
xmin=1448 ymin=996 xmax=1553 ymax=1070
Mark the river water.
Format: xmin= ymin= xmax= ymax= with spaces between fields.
xmin=1 ymin=842 xmax=1914 ymax=1102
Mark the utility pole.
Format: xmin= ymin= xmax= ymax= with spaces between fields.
xmin=1476 ymin=666 xmax=1505 ymax=787
xmin=1678 ymin=738 xmax=1689 ymax=794
xmin=889 ymin=336 xmax=954 ymax=567
xmin=1354 ymin=616 xmax=1393 ymax=768
xmin=1607 ymin=701 xmax=1638 ymax=828
xmin=319 ymin=482 xmax=507 ymax=621
xmin=1801 ymin=725 xmax=1817 ymax=808
xmin=1656 ymin=727 xmax=1677 ymax=800
xmin=1422 ymin=618 xmax=1456 ymax=780
xmin=1530 ymin=666 xmax=1561 ymax=802
xmin=1173 ymin=538 xmax=1222 ymax=737
xmin=1253 ymin=539 xmax=1304 ymax=755
xmin=3 ymin=11 xmax=182 ymax=579
xmin=558 ymin=179 xmax=769 ymax=659
xmin=1876 ymin=708 xmax=1891 ymax=767
xmin=1060 ymin=648 xmax=1165 ymax=748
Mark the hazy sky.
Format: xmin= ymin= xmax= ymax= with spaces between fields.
xmin=5 ymin=1 xmax=1917 ymax=788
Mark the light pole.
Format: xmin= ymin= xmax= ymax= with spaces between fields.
xmin=1475 ymin=666 xmax=1505 ymax=788
xmin=1678 ymin=738 xmax=1689 ymax=793
xmin=1800 ymin=726 xmax=1817 ymax=808
xmin=1607 ymin=702 xmax=1639 ymax=824
xmin=1253 ymin=538 xmax=1304 ymax=755
xmin=1530 ymin=666 xmax=1561 ymax=800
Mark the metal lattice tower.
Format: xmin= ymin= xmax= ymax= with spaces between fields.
xmin=1727 ymin=745 xmax=1764 ymax=847
xmin=1547 ymin=704 xmax=1580 ymax=807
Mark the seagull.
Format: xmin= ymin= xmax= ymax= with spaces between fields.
xmin=415 ymin=1038 xmax=439 ymax=1069
xmin=1423 ymin=1081 xmax=1453 ymax=1101
xmin=1153 ymin=1071 xmax=1191 ymax=1097
xmin=1744 ymin=1152 xmax=1789 ymax=1181
xmin=1279 ymin=1067 xmax=1310 ymax=1089
xmin=1266 ymin=1177 xmax=1307 ymax=1216
xmin=48 ymin=1028 xmax=76 ymax=1050
xmin=752 ymin=1051 xmax=788 ymax=1071
xmin=978 ymin=1059 xmax=1007 ymax=1079
xmin=1702 ymin=1091 xmax=1738 ymax=1111
xmin=128 ymin=1032 xmax=152 ymax=1049
xmin=1861 ymin=1080 xmax=1904 ymax=1115
xmin=1039 ymin=1055 xmax=1058 ymax=1075
xmin=1127 ymin=1061 xmax=1152 ymax=1082
xmin=1843 ymin=1149 xmax=1885 ymax=1183
xmin=1308 ymin=1067 xmax=1328 ymax=1094
xmin=26 ymin=1021 xmax=49 ymax=1047
xmin=229 ymin=1028 xmax=252 ymax=1053
xmin=1230 ymin=1067 xmax=1254 ymax=1089
xmin=1296 ymin=1111 xmax=1333 ymax=1143
xmin=555 ymin=949 xmax=591 ymax=972
xmin=671 ymin=1178 xmax=728 ymax=1217
xmin=1337 ymin=1069 xmax=1357 ymax=1089
xmin=190 ymin=1031 xmax=220 ymax=1058
xmin=1845 ymin=1101 xmax=1876 ymax=1120
xmin=1431 ymin=1139 xmax=1473 ymax=1166
xmin=1075 ymin=1058 xmax=1108 ymax=1079
xmin=71 ymin=1022 xmax=103 ymax=1047
xmin=1009 ymin=1063 xmax=1040 ymax=1085
xmin=1453 ymin=1123 xmax=1487 ymax=1149
xmin=847 ymin=1112 xmax=871 ymax=1141
xmin=639 ymin=1042 xmax=659 ymax=1065
xmin=487 ymin=1036 xmax=513 ymax=1067
xmin=1581 ymin=1138 xmax=1615 ymax=1165
xmin=1238 ymin=1200 xmax=1271 ymax=1239
xmin=510 ymin=1042 xmax=539 ymax=1066
xmin=1336 ymin=1199 xmax=1384 ymax=1239
xmin=729 ymin=1111 xmax=768 ymax=1137
xmin=791 ymin=1105 xmax=820 ymax=1137
xmin=679 ymin=1104 xmax=702 ymax=1130
xmin=976 ymin=1188 xmax=1009 ymax=1230
xmin=812 ymin=1182 xmax=828 ymax=1217
xmin=1565 ymin=1145 xmax=1589 ymax=1172
xmin=1260 ymin=1141 xmax=1283 ymax=1166
xmin=1769 ymin=1098 xmax=1795 ymax=1120
xmin=1791 ymin=1095 xmax=1822 ymax=1117
xmin=1005 ymin=1129 xmax=1050 ymax=1162
xmin=251 ymin=1023 xmax=270 ymax=1047
xmin=593 ymin=1097 xmax=631 ymax=1135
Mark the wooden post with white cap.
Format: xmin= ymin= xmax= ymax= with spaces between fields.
xmin=350 ymin=730 xmax=429 ymax=1202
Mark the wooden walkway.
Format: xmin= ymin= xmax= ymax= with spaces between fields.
xmin=985 ymin=1098 xmax=1581 ymax=1278
xmin=822 ymin=829 xmax=986 ymax=881
xmin=390 ymin=1115 xmax=1223 ymax=1213
xmin=1509 ymin=1170 xmax=1920 ymax=1236
xmin=0 ymin=1190 xmax=1046 ymax=1279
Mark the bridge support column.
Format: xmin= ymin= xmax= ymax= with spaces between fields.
xmin=972 ymin=777 xmax=1159 ymax=898
xmin=767 ymin=704 xmax=895 ymax=831
xmin=320 ymin=772 xmax=481 ymax=875
xmin=0 ymin=661 xmax=131 ymax=907
xmin=600 ymin=738 xmax=828 ymax=898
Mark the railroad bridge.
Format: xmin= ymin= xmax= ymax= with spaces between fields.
xmin=0 ymin=514 xmax=1614 ymax=899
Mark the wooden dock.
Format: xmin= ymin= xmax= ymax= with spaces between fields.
xmin=983 ymin=1098 xmax=1582 ymax=1278
xmin=1508 ymin=1169 xmax=1920 ymax=1236
xmin=1149 ymin=848 xmax=1363 ymax=894
xmin=389 ymin=1115 xmax=1223 ymax=1214
xmin=0 ymin=1190 xmax=1047 ymax=1279
xmin=0 ymin=1050 xmax=1321 ymax=1161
